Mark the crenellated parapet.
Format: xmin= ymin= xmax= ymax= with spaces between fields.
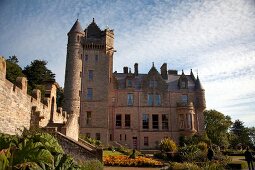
xmin=0 ymin=56 xmax=67 ymax=135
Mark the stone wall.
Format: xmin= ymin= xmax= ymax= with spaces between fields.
xmin=54 ymin=132 xmax=103 ymax=162
xmin=0 ymin=56 xmax=67 ymax=135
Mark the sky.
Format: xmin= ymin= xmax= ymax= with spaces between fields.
xmin=0 ymin=0 xmax=254 ymax=127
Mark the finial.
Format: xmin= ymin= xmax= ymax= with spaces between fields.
xmin=77 ymin=13 xmax=80 ymax=20
xmin=93 ymin=18 xmax=95 ymax=23
xmin=152 ymin=62 xmax=154 ymax=67
xmin=182 ymin=70 xmax=184 ymax=74
xmin=129 ymin=68 xmax=131 ymax=73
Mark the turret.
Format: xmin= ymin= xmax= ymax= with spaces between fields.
xmin=195 ymin=75 xmax=206 ymax=132
xmin=63 ymin=19 xmax=85 ymax=115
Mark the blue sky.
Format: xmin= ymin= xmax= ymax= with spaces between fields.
xmin=0 ymin=0 xmax=255 ymax=126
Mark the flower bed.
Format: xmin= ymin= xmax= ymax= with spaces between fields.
xmin=103 ymin=155 xmax=163 ymax=167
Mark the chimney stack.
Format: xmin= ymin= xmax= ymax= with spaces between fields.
xmin=134 ymin=63 xmax=138 ymax=76
xmin=160 ymin=63 xmax=167 ymax=79
xmin=123 ymin=67 xmax=128 ymax=74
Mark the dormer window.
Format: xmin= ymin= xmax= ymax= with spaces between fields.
xmin=127 ymin=79 xmax=132 ymax=88
xmin=149 ymin=80 xmax=157 ymax=88
xmin=181 ymin=81 xmax=187 ymax=88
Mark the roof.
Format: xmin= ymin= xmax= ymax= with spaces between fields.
xmin=85 ymin=18 xmax=102 ymax=38
xmin=195 ymin=76 xmax=204 ymax=90
xmin=68 ymin=19 xmax=84 ymax=34
xmin=114 ymin=72 xmax=197 ymax=91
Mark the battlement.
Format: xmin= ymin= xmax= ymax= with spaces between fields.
xmin=0 ymin=56 xmax=67 ymax=135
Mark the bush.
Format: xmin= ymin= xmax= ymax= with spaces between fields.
xmin=168 ymin=162 xmax=200 ymax=170
xmin=160 ymin=138 xmax=177 ymax=152
xmin=197 ymin=142 xmax=208 ymax=151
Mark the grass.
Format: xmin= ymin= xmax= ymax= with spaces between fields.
xmin=103 ymin=150 xmax=124 ymax=156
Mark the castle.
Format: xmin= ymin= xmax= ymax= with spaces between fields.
xmin=63 ymin=19 xmax=206 ymax=149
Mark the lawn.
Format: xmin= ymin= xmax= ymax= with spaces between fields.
xmin=103 ymin=150 xmax=124 ymax=156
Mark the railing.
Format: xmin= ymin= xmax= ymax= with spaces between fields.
xmin=176 ymin=101 xmax=194 ymax=107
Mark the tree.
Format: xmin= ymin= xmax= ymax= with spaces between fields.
xmin=23 ymin=60 xmax=55 ymax=90
xmin=230 ymin=120 xmax=252 ymax=148
xmin=248 ymin=127 xmax=255 ymax=148
xmin=5 ymin=55 xmax=24 ymax=84
xmin=204 ymin=110 xmax=232 ymax=148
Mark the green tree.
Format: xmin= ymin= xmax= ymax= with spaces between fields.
xmin=230 ymin=119 xmax=252 ymax=148
xmin=23 ymin=60 xmax=55 ymax=90
xmin=6 ymin=55 xmax=24 ymax=84
xmin=248 ymin=127 xmax=255 ymax=147
xmin=204 ymin=109 xmax=232 ymax=148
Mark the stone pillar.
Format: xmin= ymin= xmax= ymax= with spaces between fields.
xmin=15 ymin=77 xmax=27 ymax=94
xmin=0 ymin=56 xmax=6 ymax=80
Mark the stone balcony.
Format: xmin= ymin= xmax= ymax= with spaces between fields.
xmin=176 ymin=101 xmax=194 ymax=108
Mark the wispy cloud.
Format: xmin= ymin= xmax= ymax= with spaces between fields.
xmin=0 ymin=0 xmax=254 ymax=126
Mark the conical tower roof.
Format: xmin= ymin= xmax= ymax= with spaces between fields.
xmin=68 ymin=19 xmax=84 ymax=34
xmin=195 ymin=75 xmax=204 ymax=90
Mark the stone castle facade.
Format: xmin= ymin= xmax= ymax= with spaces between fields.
xmin=64 ymin=19 xmax=206 ymax=149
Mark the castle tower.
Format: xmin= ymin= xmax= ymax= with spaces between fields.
xmin=63 ymin=19 xmax=85 ymax=115
xmin=195 ymin=75 xmax=206 ymax=132
xmin=79 ymin=19 xmax=114 ymax=144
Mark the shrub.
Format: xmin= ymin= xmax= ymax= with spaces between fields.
xmin=197 ymin=142 xmax=208 ymax=151
xmin=168 ymin=162 xmax=200 ymax=170
xmin=160 ymin=138 xmax=177 ymax=152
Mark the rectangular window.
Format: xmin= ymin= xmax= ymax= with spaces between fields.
xmin=152 ymin=114 xmax=159 ymax=129
xmin=162 ymin=114 xmax=169 ymax=130
xmin=125 ymin=134 xmax=127 ymax=141
xmin=147 ymin=94 xmax=153 ymax=106
xmin=88 ymin=70 xmax=93 ymax=81
xmin=155 ymin=94 xmax=161 ymax=106
xmin=181 ymin=95 xmax=188 ymax=104
xmin=149 ymin=80 xmax=157 ymax=88
xmin=142 ymin=114 xmax=149 ymax=129
xmin=95 ymin=55 xmax=98 ymax=62
xmin=86 ymin=88 xmax=93 ymax=100
xmin=85 ymin=55 xmax=88 ymax=61
xmin=96 ymin=133 xmax=100 ymax=140
xmin=125 ymin=114 xmax=130 ymax=127
xmin=127 ymin=79 xmax=132 ymax=87
xmin=120 ymin=134 xmax=122 ymax=141
xmin=116 ymin=114 xmax=122 ymax=127
xmin=127 ymin=93 xmax=134 ymax=106
xmin=144 ymin=137 xmax=149 ymax=146
xmin=86 ymin=111 xmax=91 ymax=125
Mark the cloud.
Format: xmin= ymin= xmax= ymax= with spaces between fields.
xmin=0 ymin=0 xmax=254 ymax=126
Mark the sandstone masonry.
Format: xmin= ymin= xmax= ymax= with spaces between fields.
xmin=64 ymin=19 xmax=206 ymax=150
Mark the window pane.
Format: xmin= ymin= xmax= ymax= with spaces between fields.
xmin=87 ymin=111 xmax=91 ymax=125
xmin=87 ymin=88 xmax=93 ymax=100
xmin=147 ymin=94 xmax=153 ymax=106
xmin=116 ymin=114 xmax=122 ymax=127
xmin=162 ymin=114 xmax=168 ymax=130
xmin=127 ymin=79 xmax=132 ymax=87
xmin=155 ymin=95 xmax=161 ymax=106
xmin=143 ymin=114 xmax=149 ymax=129
xmin=181 ymin=95 xmax=188 ymax=104
xmin=85 ymin=55 xmax=88 ymax=61
xmin=125 ymin=114 xmax=130 ymax=127
xmin=179 ymin=114 xmax=185 ymax=129
xmin=127 ymin=93 xmax=134 ymax=106
xmin=152 ymin=114 xmax=159 ymax=129
xmin=88 ymin=70 xmax=93 ymax=81
xmin=149 ymin=80 xmax=157 ymax=88
xmin=95 ymin=55 xmax=98 ymax=62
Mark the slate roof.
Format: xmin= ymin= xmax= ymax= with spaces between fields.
xmin=85 ymin=18 xmax=102 ymax=39
xmin=114 ymin=72 xmax=197 ymax=91
xmin=68 ymin=19 xmax=84 ymax=34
